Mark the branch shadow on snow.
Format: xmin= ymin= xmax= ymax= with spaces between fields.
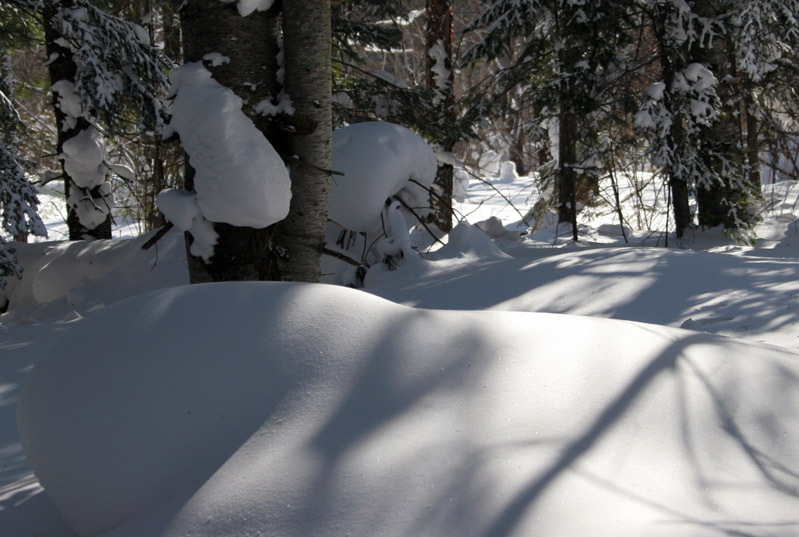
xmin=265 ymin=303 xmax=797 ymax=537
xmin=14 ymin=283 xmax=799 ymax=537
xmin=368 ymin=245 xmax=799 ymax=347
xmin=280 ymin=317 xmax=798 ymax=537
xmin=477 ymin=331 xmax=799 ymax=537
xmin=299 ymin=307 xmax=500 ymax=535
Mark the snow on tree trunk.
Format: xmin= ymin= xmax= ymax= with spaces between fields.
xmin=272 ymin=0 xmax=333 ymax=283
xmin=650 ymin=5 xmax=692 ymax=239
xmin=160 ymin=63 xmax=291 ymax=263
xmin=43 ymin=2 xmax=111 ymax=240
xmin=692 ymin=2 xmax=755 ymax=234
xmin=425 ymin=0 xmax=455 ymax=234
xmin=178 ymin=0 xmax=286 ymax=283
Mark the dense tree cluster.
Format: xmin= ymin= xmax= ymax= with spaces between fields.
xmin=465 ymin=0 xmax=799 ymax=242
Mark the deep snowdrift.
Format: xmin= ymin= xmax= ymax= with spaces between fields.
xmin=18 ymin=282 xmax=799 ymax=537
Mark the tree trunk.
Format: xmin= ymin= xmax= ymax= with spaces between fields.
xmin=743 ymin=83 xmax=762 ymax=197
xmin=692 ymin=2 xmax=747 ymax=230
xmin=425 ymin=0 xmax=455 ymax=233
xmin=179 ymin=0 xmax=284 ymax=283
xmin=43 ymin=2 xmax=112 ymax=241
xmin=274 ymin=0 xmax=332 ymax=282
xmin=652 ymin=5 xmax=691 ymax=238
xmin=557 ymin=107 xmax=579 ymax=242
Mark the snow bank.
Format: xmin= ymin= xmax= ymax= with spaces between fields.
xmin=0 ymin=229 xmax=187 ymax=322
xmin=18 ymin=282 xmax=799 ymax=537
xmin=329 ymin=121 xmax=436 ymax=232
xmin=165 ymin=63 xmax=291 ymax=229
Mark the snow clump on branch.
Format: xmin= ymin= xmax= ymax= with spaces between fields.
xmin=329 ymin=121 xmax=436 ymax=232
xmin=322 ymin=121 xmax=437 ymax=285
xmin=158 ymin=62 xmax=291 ymax=261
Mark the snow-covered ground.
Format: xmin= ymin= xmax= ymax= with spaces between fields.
xmin=1 ymin=167 xmax=799 ymax=537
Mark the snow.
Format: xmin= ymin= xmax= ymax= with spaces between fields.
xmin=428 ymin=39 xmax=450 ymax=105
xmin=201 ymin=52 xmax=230 ymax=67
xmin=328 ymin=122 xmax=437 ymax=232
xmin=2 ymin=161 xmax=799 ymax=537
xmin=0 ymin=228 xmax=186 ymax=322
xmin=499 ymin=160 xmax=519 ymax=181
xmin=254 ymin=90 xmax=295 ymax=116
xmin=50 ymin=80 xmax=85 ymax=130
xmin=165 ymin=62 xmax=291 ymax=230
xmin=155 ymin=189 xmax=200 ymax=231
xmin=14 ymin=283 xmax=799 ymax=537
xmin=131 ymin=23 xmax=150 ymax=46
xmin=645 ymin=80 xmax=665 ymax=101
xmin=66 ymin=181 xmax=113 ymax=230
xmin=155 ymin=189 xmax=218 ymax=261
xmin=60 ymin=126 xmax=107 ymax=189
xmin=235 ymin=0 xmax=274 ymax=17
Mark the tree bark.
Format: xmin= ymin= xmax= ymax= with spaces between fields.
xmin=179 ymin=0 xmax=284 ymax=283
xmin=651 ymin=5 xmax=691 ymax=238
xmin=557 ymin=107 xmax=579 ymax=242
xmin=425 ymin=0 xmax=456 ymax=233
xmin=275 ymin=0 xmax=333 ymax=282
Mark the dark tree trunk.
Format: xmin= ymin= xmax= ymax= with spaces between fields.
xmin=557 ymin=108 xmax=579 ymax=242
xmin=692 ymin=2 xmax=747 ymax=230
xmin=43 ymin=2 xmax=111 ymax=240
xmin=652 ymin=5 xmax=691 ymax=238
xmin=180 ymin=0 xmax=331 ymax=283
xmin=179 ymin=0 xmax=284 ymax=283
xmin=425 ymin=0 xmax=455 ymax=233
xmin=743 ymin=79 xmax=762 ymax=197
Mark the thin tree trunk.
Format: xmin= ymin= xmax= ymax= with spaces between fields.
xmin=425 ymin=0 xmax=455 ymax=233
xmin=652 ymin=6 xmax=691 ymax=238
xmin=557 ymin=108 xmax=579 ymax=242
xmin=744 ymin=84 xmax=762 ymax=197
xmin=43 ymin=2 xmax=112 ymax=240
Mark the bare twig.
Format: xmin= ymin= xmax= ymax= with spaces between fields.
xmin=390 ymin=195 xmax=447 ymax=246
xmin=141 ymin=222 xmax=174 ymax=250
xmin=322 ymin=247 xmax=362 ymax=267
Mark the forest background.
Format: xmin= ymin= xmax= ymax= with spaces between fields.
xmin=2 ymin=0 xmax=799 ymax=289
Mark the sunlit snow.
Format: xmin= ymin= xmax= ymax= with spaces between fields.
xmin=164 ymin=62 xmax=291 ymax=230
xmin=2 ymin=151 xmax=799 ymax=537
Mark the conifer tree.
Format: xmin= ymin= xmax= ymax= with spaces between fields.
xmin=0 ymin=6 xmax=47 ymax=288
xmin=465 ymin=0 xmax=634 ymax=241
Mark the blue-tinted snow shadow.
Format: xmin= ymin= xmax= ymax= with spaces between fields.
xmin=366 ymin=245 xmax=799 ymax=345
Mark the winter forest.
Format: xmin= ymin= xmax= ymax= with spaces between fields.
xmin=2 ymin=0 xmax=799 ymax=536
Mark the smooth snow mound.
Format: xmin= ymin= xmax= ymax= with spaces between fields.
xmin=18 ymin=283 xmax=799 ymax=537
